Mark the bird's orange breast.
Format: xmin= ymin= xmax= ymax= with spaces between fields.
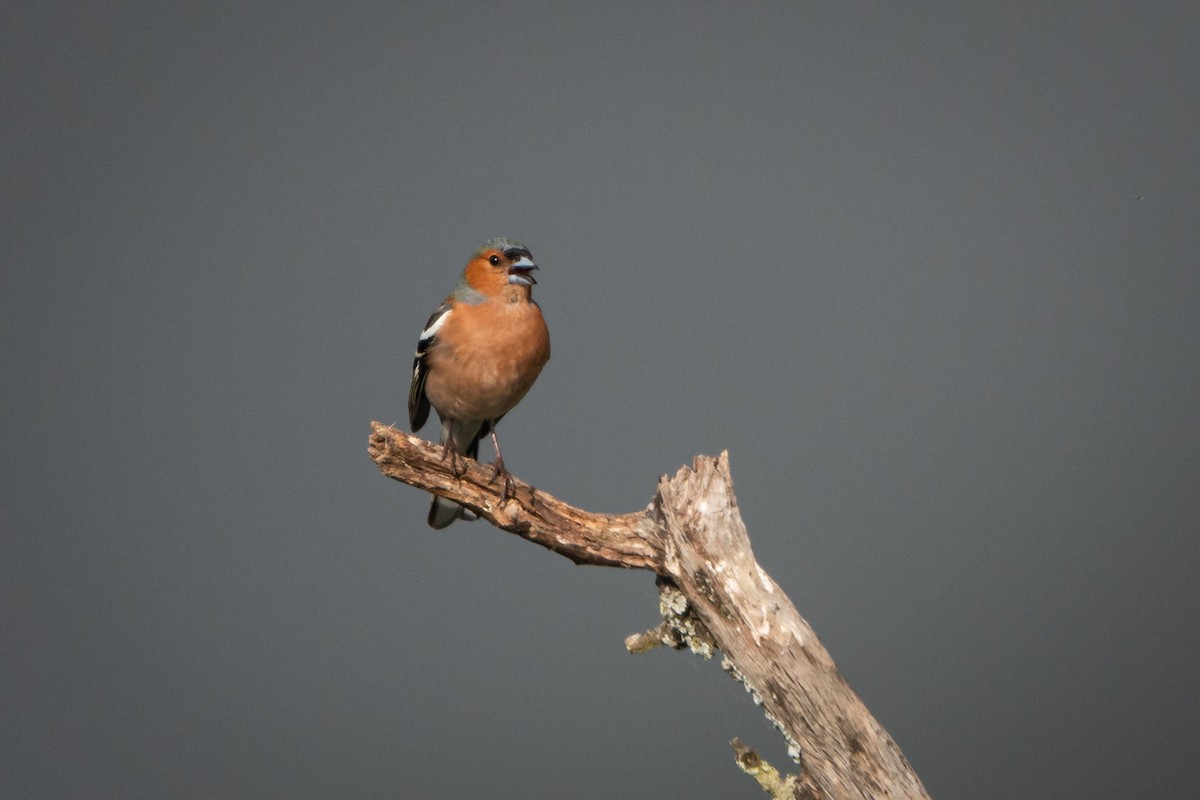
xmin=423 ymin=298 xmax=550 ymax=422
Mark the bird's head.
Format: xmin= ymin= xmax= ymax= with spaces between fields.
xmin=462 ymin=238 xmax=539 ymax=297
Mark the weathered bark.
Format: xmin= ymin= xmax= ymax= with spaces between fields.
xmin=368 ymin=421 xmax=929 ymax=800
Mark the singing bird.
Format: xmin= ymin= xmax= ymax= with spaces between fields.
xmin=408 ymin=238 xmax=551 ymax=528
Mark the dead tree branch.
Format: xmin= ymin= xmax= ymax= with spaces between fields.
xmin=368 ymin=421 xmax=929 ymax=800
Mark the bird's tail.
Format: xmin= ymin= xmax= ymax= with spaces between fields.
xmin=427 ymin=495 xmax=477 ymax=529
xmin=427 ymin=419 xmax=486 ymax=529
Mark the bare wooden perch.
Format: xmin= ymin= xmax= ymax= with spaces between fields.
xmin=368 ymin=421 xmax=929 ymax=800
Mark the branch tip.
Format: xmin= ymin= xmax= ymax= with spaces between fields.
xmin=732 ymin=738 xmax=802 ymax=800
xmin=624 ymin=623 xmax=670 ymax=654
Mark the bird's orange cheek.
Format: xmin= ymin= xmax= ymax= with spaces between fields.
xmin=463 ymin=259 xmax=508 ymax=295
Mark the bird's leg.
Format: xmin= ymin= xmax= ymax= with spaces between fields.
xmin=441 ymin=434 xmax=468 ymax=478
xmin=489 ymin=427 xmax=516 ymax=501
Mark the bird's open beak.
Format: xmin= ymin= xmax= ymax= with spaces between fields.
xmin=507 ymin=255 xmax=539 ymax=286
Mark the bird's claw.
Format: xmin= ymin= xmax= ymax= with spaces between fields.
xmin=490 ymin=458 xmax=516 ymax=502
xmin=442 ymin=444 xmax=468 ymax=478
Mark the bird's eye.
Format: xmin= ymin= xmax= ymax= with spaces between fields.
xmin=488 ymin=254 xmax=501 ymax=266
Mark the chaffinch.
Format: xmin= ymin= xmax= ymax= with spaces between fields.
xmin=408 ymin=238 xmax=551 ymax=529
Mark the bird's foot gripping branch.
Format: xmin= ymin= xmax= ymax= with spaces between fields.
xmin=368 ymin=421 xmax=929 ymax=800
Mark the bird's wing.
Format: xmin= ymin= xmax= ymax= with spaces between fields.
xmin=408 ymin=301 xmax=452 ymax=431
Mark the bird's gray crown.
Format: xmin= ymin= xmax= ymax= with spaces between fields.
xmin=474 ymin=238 xmax=531 ymax=259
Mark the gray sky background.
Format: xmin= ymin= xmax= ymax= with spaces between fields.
xmin=3 ymin=2 xmax=1198 ymax=798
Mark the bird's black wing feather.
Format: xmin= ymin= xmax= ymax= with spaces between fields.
xmin=408 ymin=301 xmax=451 ymax=431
